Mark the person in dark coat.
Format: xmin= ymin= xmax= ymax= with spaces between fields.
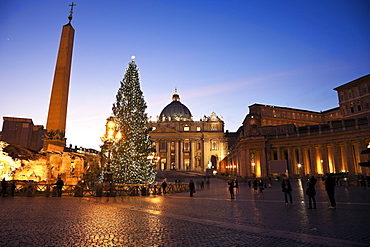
xmin=281 ymin=175 xmax=293 ymax=205
xmin=189 ymin=180 xmax=195 ymax=197
xmin=228 ymin=179 xmax=235 ymax=199
xmin=53 ymin=177 xmax=64 ymax=197
xmin=306 ymin=176 xmax=317 ymax=209
xmin=161 ymin=180 xmax=167 ymax=194
xmin=1 ymin=178 xmax=8 ymax=197
xmin=325 ymin=173 xmax=336 ymax=209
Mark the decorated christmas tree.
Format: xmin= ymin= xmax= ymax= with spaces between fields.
xmin=110 ymin=57 xmax=157 ymax=183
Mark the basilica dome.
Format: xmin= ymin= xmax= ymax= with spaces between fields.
xmin=159 ymin=90 xmax=193 ymax=121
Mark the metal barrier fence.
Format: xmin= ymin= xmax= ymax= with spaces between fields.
xmin=2 ymin=181 xmax=189 ymax=197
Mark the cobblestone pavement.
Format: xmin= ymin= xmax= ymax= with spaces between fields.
xmin=0 ymin=177 xmax=369 ymax=247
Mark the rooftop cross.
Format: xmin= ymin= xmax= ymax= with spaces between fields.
xmin=68 ymin=2 xmax=76 ymax=23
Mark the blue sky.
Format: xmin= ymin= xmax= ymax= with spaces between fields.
xmin=1 ymin=0 xmax=369 ymax=150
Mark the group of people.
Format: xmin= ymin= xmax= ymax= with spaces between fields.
xmin=1 ymin=178 xmax=16 ymax=197
xmin=223 ymin=173 xmax=337 ymax=209
xmin=0 ymin=177 xmax=64 ymax=198
xmin=281 ymin=173 xmax=337 ymax=209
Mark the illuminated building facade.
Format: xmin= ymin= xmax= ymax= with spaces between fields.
xmin=148 ymin=90 xmax=227 ymax=172
xmin=221 ymin=74 xmax=370 ymax=178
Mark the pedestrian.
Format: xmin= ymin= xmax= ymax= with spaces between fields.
xmin=281 ymin=175 xmax=293 ymax=205
xmin=259 ymin=179 xmax=264 ymax=193
xmin=228 ymin=179 xmax=235 ymax=199
xmin=1 ymin=178 xmax=8 ymax=197
xmin=189 ymin=180 xmax=195 ymax=197
xmin=161 ymin=180 xmax=167 ymax=194
xmin=234 ymin=178 xmax=239 ymax=193
xmin=53 ymin=177 xmax=64 ymax=197
xmin=248 ymin=180 xmax=251 ymax=189
xmin=268 ymin=177 xmax=272 ymax=188
xmin=306 ymin=176 xmax=317 ymax=209
xmin=200 ymin=180 xmax=204 ymax=189
xmin=325 ymin=173 xmax=336 ymax=209
xmin=253 ymin=178 xmax=259 ymax=194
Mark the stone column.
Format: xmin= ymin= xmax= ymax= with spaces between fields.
xmin=260 ymin=147 xmax=267 ymax=177
xmin=287 ymin=147 xmax=293 ymax=176
xmin=298 ymin=146 xmax=304 ymax=176
xmin=309 ymin=145 xmax=316 ymax=175
xmin=175 ymin=140 xmax=179 ymax=170
xmin=321 ymin=143 xmax=329 ymax=174
xmin=166 ymin=142 xmax=171 ymax=170
xmin=332 ymin=142 xmax=341 ymax=173
xmin=246 ymin=148 xmax=251 ymax=177
xmin=180 ymin=141 xmax=184 ymax=170
xmin=344 ymin=141 xmax=354 ymax=174
xmin=190 ymin=140 xmax=196 ymax=170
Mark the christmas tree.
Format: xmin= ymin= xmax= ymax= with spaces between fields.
xmin=110 ymin=57 xmax=157 ymax=184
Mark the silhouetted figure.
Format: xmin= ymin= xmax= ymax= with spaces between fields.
xmin=306 ymin=176 xmax=317 ymax=209
xmin=53 ymin=177 xmax=64 ymax=197
xmin=1 ymin=178 xmax=8 ymax=197
xmin=200 ymin=181 xmax=204 ymax=189
xmin=253 ymin=179 xmax=259 ymax=194
xmin=325 ymin=173 xmax=336 ymax=209
xmin=161 ymin=180 xmax=167 ymax=194
xmin=234 ymin=179 xmax=239 ymax=193
xmin=282 ymin=175 xmax=293 ymax=205
xmin=228 ymin=179 xmax=235 ymax=199
xmin=189 ymin=180 xmax=195 ymax=197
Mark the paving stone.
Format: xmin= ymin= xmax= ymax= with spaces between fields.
xmin=0 ymin=178 xmax=369 ymax=246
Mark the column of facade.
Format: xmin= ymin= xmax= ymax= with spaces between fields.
xmin=156 ymin=140 xmax=161 ymax=170
xmin=332 ymin=142 xmax=341 ymax=173
xmin=191 ymin=139 xmax=196 ymax=170
xmin=298 ymin=146 xmax=304 ymax=176
xmin=344 ymin=141 xmax=354 ymax=174
xmin=277 ymin=146 xmax=281 ymax=160
xmin=309 ymin=145 xmax=316 ymax=175
xmin=320 ymin=143 xmax=329 ymax=174
xmin=166 ymin=141 xmax=171 ymax=170
xmin=246 ymin=148 xmax=251 ymax=177
xmin=180 ymin=141 xmax=184 ymax=170
xmin=240 ymin=148 xmax=247 ymax=178
xmin=287 ymin=147 xmax=293 ymax=175
xmin=260 ymin=147 xmax=267 ymax=177
xmin=175 ymin=140 xmax=179 ymax=170
xmin=357 ymin=140 xmax=365 ymax=174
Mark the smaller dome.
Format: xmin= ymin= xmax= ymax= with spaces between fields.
xmin=159 ymin=90 xmax=193 ymax=121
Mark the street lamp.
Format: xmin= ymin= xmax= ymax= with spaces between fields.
xmin=100 ymin=116 xmax=122 ymax=196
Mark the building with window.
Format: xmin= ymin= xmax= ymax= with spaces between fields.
xmin=148 ymin=90 xmax=227 ymax=172
xmin=221 ymin=74 xmax=370 ymax=179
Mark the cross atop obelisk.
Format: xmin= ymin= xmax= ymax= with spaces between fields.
xmin=68 ymin=2 xmax=76 ymax=23
xmin=43 ymin=4 xmax=76 ymax=151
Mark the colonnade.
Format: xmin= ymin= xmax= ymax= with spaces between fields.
xmin=223 ymin=138 xmax=369 ymax=178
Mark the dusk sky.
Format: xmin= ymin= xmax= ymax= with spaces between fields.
xmin=1 ymin=0 xmax=369 ymax=150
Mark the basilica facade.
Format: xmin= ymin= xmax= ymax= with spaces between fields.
xmin=148 ymin=90 xmax=227 ymax=172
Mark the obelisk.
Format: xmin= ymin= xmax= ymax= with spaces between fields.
xmin=43 ymin=3 xmax=76 ymax=151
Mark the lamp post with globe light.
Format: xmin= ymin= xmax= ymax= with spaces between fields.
xmin=100 ymin=116 xmax=122 ymax=196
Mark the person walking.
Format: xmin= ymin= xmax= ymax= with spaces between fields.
xmin=228 ymin=179 xmax=235 ymax=199
xmin=1 ymin=178 xmax=8 ymax=197
xmin=234 ymin=179 xmax=239 ymax=193
xmin=189 ymin=180 xmax=195 ymax=197
xmin=161 ymin=180 xmax=167 ymax=195
xmin=53 ymin=177 xmax=64 ymax=197
xmin=306 ymin=176 xmax=317 ymax=209
xmin=325 ymin=173 xmax=336 ymax=209
xmin=281 ymin=175 xmax=293 ymax=205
